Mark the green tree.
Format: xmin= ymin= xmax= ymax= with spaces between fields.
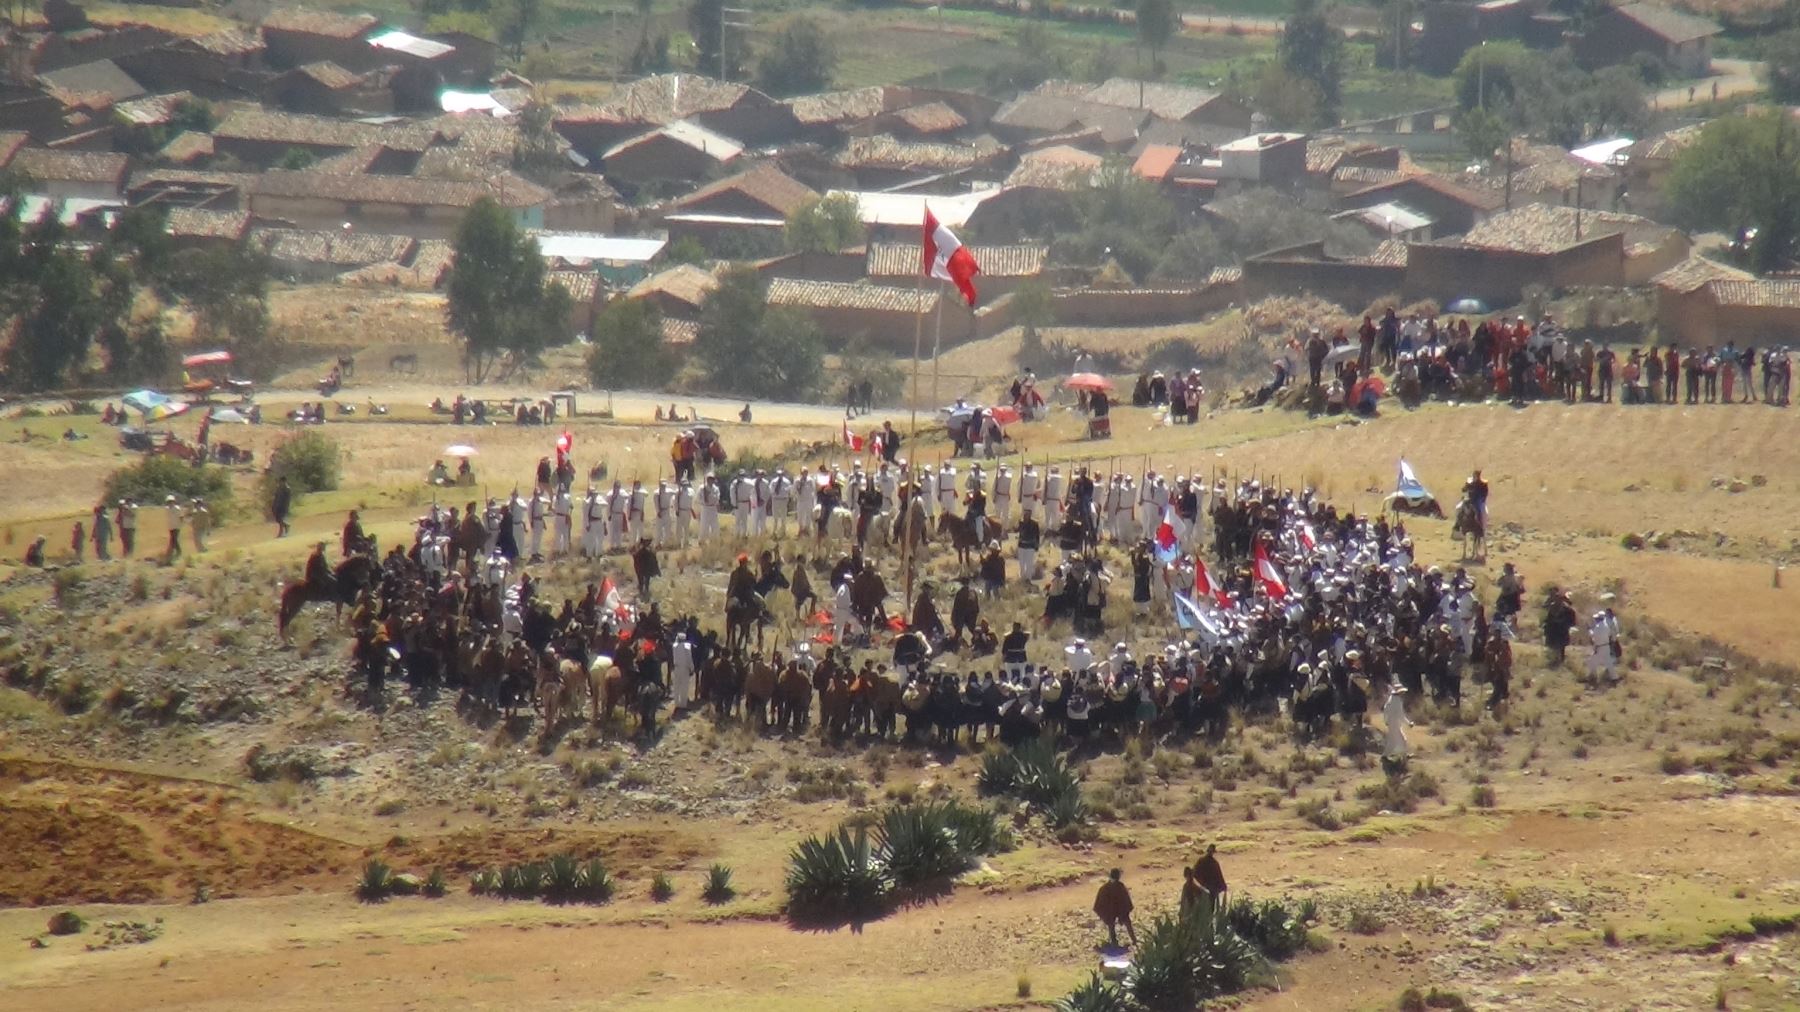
xmin=511 ymin=100 xmax=565 ymax=183
xmin=1054 ymin=158 xmax=1174 ymax=281
xmin=1667 ymin=111 xmax=1800 ymax=272
xmin=4 ymin=238 xmax=101 ymax=390
xmin=1279 ymin=0 xmax=1344 ymax=122
xmin=693 ymin=265 xmax=824 ymax=398
xmin=689 ymin=0 xmax=750 ymax=79
xmin=1764 ymin=27 xmax=1800 ymax=103
xmin=587 ymin=297 xmax=679 ymax=389
xmin=1010 ymin=277 xmax=1056 ymax=364
xmin=1135 ymin=0 xmax=1179 ymax=78
xmin=1250 ymin=63 xmax=1324 ymax=130
xmin=278 ymin=147 xmax=317 ymax=170
xmin=757 ymin=16 xmax=835 ymax=97
xmin=784 ymin=193 xmax=862 ymax=253
xmin=446 ymin=197 xmax=572 ymax=383
xmin=1454 ymin=106 xmax=1509 ymax=163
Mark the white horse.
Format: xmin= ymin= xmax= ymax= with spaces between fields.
xmin=811 ymin=504 xmax=855 ymax=541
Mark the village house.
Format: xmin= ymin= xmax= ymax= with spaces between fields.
xmin=657 ymin=162 xmax=815 ymax=253
xmin=532 ymin=232 xmax=665 ymax=286
xmin=1650 ymin=256 xmax=1800 ymax=345
xmin=259 ymin=8 xmax=379 ymax=71
xmin=116 ymin=29 xmax=268 ymax=101
xmin=1405 ymin=203 xmax=1688 ymax=305
xmin=988 ymin=81 xmax=1147 ymax=147
xmin=1618 ymin=124 xmax=1704 ymax=219
xmin=8 ymin=145 xmax=128 ymax=199
xmin=1082 ymin=78 xmax=1253 ymax=134
xmin=252 ymin=224 xmax=416 ymax=282
xmin=623 ymin=263 xmax=720 ymax=321
xmin=865 ymin=241 xmax=1047 ymax=299
xmin=602 ymin=120 xmax=743 ymax=192
xmin=1576 ymin=3 xmax=1719 ymax=77
xmin=787 ymin=86 xmax=910 ymax=142
xmin=766 ymin=278 xmax=979 ymax=351
xmin=547 ymin=270 xmax=603 ymax=336
xmin=1336 ymin=173 xmax=1503 ymax=239
xmin=833 ymin=134 xmax=1005 ymax=190
xmin=1242 ymin=239 xmax=1409 ymax=307
xmin=554 ymin=74 xmax=793 ymax=163
xmin=271 ymin=61 xmax=387 ymax=115
xmin=246 ymin=168 xmax=549 ymax=238
xmin=163 ymin=206 xmax=253 ymax=248
xmin=210 ymin=108 xmax=433 ymax=168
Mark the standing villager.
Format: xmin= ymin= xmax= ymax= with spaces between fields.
xmin=1092 ymin=869 xmax=1137 ymax=948
xmin=91 ymin=503 xmax=112 ymax=561
xmin=1193 ymin=843 xmax=1227 ymax=914
xmin=271 ymin=477 xmax=292 ymax=538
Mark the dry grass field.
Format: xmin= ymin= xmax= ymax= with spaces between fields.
xmin=4 ymin=325 xmax=1800 ymax=1010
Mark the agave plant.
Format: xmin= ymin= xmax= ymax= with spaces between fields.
xmin=701 ymin=863 xmax=734 ymax=904
xmin=497 ymin=864 xmax=525 ymax=899
xmin=650 ymin=872 xmax=675 ymax=902
xmin=1043 ymin=780 xmax=1090 ymax=829
xmin=878 ymin=802 xmax=968 ymax=888
xmin=423 ymin=868 xmax=448 ymax=898
xmin=1225 ymin=894 xmax=1312 ymax=960
xmin=356 ymin=859 xmax=392 ymax=903
xmin=544 ymin=853 xmax=583 ymax=903
xmin=942 ymin=800 xmax=1013 ymax=856
xmin=785 ymin=826 xmax=890 ymax=919
xmin=1126 ymin=908 xmax=1267 ymax=1011
xmin=581 ymin=857 xmax=614 ymax=902
xmin=1053 ymin=973 xmax=1138 ymax=1012
xmin=977 ymin=744 xmax=1018 ymax=795
xmin=469 ymin=869 xmax=498 ymax=896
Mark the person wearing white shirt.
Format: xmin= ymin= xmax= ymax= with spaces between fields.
xmin=582 ymin=487 xmax=604 ymax=557
xmin=528 ymin=488 xmax=548 ymax=561
xmin=731 ymin=471 xmax=754 ymax=536
xmin=700 ymin=475 xmax=722 ymax=542
xmin=770 ymin=471 xmax=794 ymax=538
xmin=606 ymin=482 xmax=629 ymax=551
xmin=553 ymin=487 xmax=573 ymax=556
xmin=1064 ymin=637 xmax=1095 ymax=676
xmin=654 ymin=480 xmax=674 ymax=547
xmin=992 ymin=463 xmax=1012 ymax=531
xmin=1043 ymin=466 xmax=1065 ymax=530
xmin=675 ymin=480 xmax=695 ymax=547
xmin=670 ymin=633 xmax=696 ymax=710
xmin=752 ymin=471 xmax=771 ymax=536
xmin=1587 ymin=607 xmax=1622 ymax=684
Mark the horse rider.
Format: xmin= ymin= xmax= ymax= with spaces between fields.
xmin=305 ymin=541 xmax=334 ymax=591
xmin=1463 ymin=469 xmax=1489 ymax=529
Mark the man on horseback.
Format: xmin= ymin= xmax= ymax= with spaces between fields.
xmin=1463 ymin=470 xmax=1489 ymax=529
xmin=305 ymin=541 xmax=334 ymax=593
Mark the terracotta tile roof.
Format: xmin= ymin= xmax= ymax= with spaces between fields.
xmin=835 ymin=134 xmax=1000 ymax=173
xmin=627 ymin=263 xmax=718 ymax=306
xmin=215 ymin=109 xmax=383 ymax=149
xmin=1004 ymin=144 xmax=1102 ymax=190
xmin=261 ymin=7 xmax=379 ymax=40
xmin=408 ymin=239 xmax=454 ymax=285
xmin=156 ymin=130 xmax=214 ymax=164
xmin=252 ymin=226 xmax=415 ymax=266
xmin=547 ymin=269 xmax=598 ymax=304
xmin=1455 ymin=204 xmax=1677 ymax=256
xmin=894 ymin=101 xmax=965 ymax=135
xmin=1613 ymin=3 xmax=1720 ymax=43
xmin=1333 ymin=165 xmax=1412 ymax=188
xmin=590 ymin=73 xmax=761 ymax=127
xmin=114 ymin=91 xmax=195 ymax=127
xmin=768 ymin=278 xmax=940 ymax=313
xmin=1651 ymin=255 xmax=1753 ymax=294
xmin=165 ymin=207 xmax=250 ymax=240
xmin=9 ymin=146 xmax=129 ymax=185
xmin=39 ymin=59 xmax=145 ymax=107
xmin=1350 ymin=239 xmax=1410 ymax=267
xmin=1628 ymin=123 xmax=1704 ymax=163
xmin=188 ymin=28 xmax=265 ymax=57
xmin=0 ymin=131 xmax=27 ymax=167
xmin=1347 ymin=172 xmax=1504 ymax=212
xmin=252 ymin=168 xmax=551 ymax=208
xmin=1306 ymin=138 xmax=1351 ymax=176
xmin=662 ymin=317 xmax=699 ymax=345
xmin=993 ymin=92 xmax=1144 ymax=143
xmin=1132 ymin=144 xmax=1180 ymax=182
xmin=604 ymin=120 xmax=744 ymax=162
xmin=1706 ymin=278 xmax=1800 ymax=308
xmin=293 ymin=61 xmax=363 ymax=90
xmin=1029 ymin=79 xmax=1095 ymax=99
xmin=670 ymin=163 xmax=817 ymax=217
xmin=1084 ymin=78 xmax=1227 ymax=122
xmin=788 ymin=86 xmax=897 ymax=126
xmin=129 ymin=168 xmax=259 ymax=191
xmin=866 ymin=242 xmax=1046 ymax=278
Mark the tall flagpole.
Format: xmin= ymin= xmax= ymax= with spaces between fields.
xmin=909 ymin=268 xmax=926 ymax=439
xmin=930 ymin=283 xmax=945 ymax=408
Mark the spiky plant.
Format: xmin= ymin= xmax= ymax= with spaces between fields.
xmin=701 ymin=863 xmax=734 ymax=904
xmin=1044 ymin=780 xmax=1090 ymax=829
xmin=878 ymin=802 xmax=968 ymax=888
xmin=423 ymin=868 xmax=447 ymax=898
xmin=1053 ymin=973 xmax=1138 ymax=1012
xmin=544 ymin=853 xmax=583 ymax=903
xmin=650 ymin=872 xmax=675 ymax=902
xmin=580 ymin=857 xmax=614 ymax=902
xmin=943 ymin=800 xmax=1013 ymax=856
xmin=977 ymin=744 xmax=1018 ymax=795
xmin=356 ymin=859 xmax=392 ymax=903
xmin=469 ymin=869 xmax=498 ymax=896
xmin=1126 ymin=908 xmax=1266 ymax=1011
xmin=785 ymin=827 xmax=889 ymax=919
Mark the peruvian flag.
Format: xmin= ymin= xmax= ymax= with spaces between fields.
xmin=1298 ymin=522 xmax=1317 ymax=552
xmin=1253 ymin=542 xmax=1289 ymax=599
xmin=842 ymin=419 xmax=864 ymax=451
xmin=923 ymin=208 xmax=980 ymax=307
xmin=598 ymin=576 xmax=632 ymax=621
xmin=1194 ymin=557 xmax=1232 ymax=609
xmin=871 ymin=432 xmax=885 ymax=459
xmin=1152 ymin=506 xmax=1180 ymax=564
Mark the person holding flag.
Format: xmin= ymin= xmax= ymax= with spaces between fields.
xmin=1253 ymin=540 xmax=1288 ymax=600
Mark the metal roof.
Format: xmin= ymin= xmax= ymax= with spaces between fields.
xmin=823 ymin=187 xmax=1004 ymax=228
xmin=368 ymin=29 xmax=455 ymax=60
xmin=530 ymin=231 xmax=667 ymax=263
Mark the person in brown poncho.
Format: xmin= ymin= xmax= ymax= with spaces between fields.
xmin=1193 ymin=843 xmax=1228 ymax=914
xmin=1092 ymin=868 xmax=1136 ymax=948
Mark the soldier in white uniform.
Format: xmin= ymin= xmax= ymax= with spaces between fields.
xmin=1043 ymin=466 xmax=1065 ymax=530
xmin=992 ymin=463 xmax=1013 ymax=532
xmin=916 ymin=464 xmax=936 ymax=519
xmin=937 ymin=462 xmax=958 ymax=515
xmin=1018 ymin=463 xmax=1040 ymax=526
xmin=654 ymin=479 xmax=674 ymax=547
xmin=796 ymin=466 xmax=817 ymax=530
xmin=582 ymin=486 xmax=604 ymax=556
xmin=752 ymin=470 xmax=771 ymax=536
xmin=528 ymin=488 xmax=548 ymax=561
xmin=700 ymin=474 xmax=722 ymax=542
xmin=675 ymin=479 xmax=695 ymax=547
xmin=606 ymin=481 xmax=629 ymax=551
xmin=507 ymin=491 xmax=527 ymax=559
xmin=1137 ymin=472 xmax=1160 ymax=540
xmin=770 ymin=470 xmax=794 ymax=538
xmin=553 ymin=486 xmax=573 ymax=557
xmin=628 ymin=480 xmax=649 ymax=549
xmin=482 ymin=498 xmax=502 ymax=554
xmin=731 ymin=470 xmax=754 ymax=537
xmin=420 ymin=526 xmax=446 ymax=577
xmin=878 ymin=462 xmax=899 ymax=518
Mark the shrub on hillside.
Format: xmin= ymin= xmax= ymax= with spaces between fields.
xmin=102 ymin=455 xmax=235 ymax=516
xmin=257 ymin=430 xmax=340 ymax=512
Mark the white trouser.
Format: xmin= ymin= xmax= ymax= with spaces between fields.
xmin=1587 ymin=644 xmax=1618 ymax=681
xmin=554 ymin=516 xmax=571 ymax=554
xmin=702 ymin=509 xmax=719 ymax=540
xmin=656 ymin=515 xmax=671 ymax=546
xmin=676 ymin=513 xmax=691 ymax=547
xmin=1018 ymin=547 xmax=1037 ymax=581
xmin=530 ymin=522 xmax=544 ymax=558
xmin=734 ymin=506 xmax=750 ymax=536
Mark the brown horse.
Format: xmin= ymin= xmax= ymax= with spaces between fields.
xmin=726 ymin=593 xmax=768 ymax=653
xmin=936 ymin=513 xmax=980 ymax=570
xmin=277 ymin=555 xmax=377 ymax=640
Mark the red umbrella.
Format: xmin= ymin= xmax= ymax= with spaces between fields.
xmin=1351 ymin=375 xmax=1388 ymax=403
xmin=989 ymin=405 xmax=1021 ymax=426
xmin=1066 ymin=372 xmax=1113 ymax=392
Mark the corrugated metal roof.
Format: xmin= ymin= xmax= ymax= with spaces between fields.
xmin=768 ymin=278 xmax=941 ymax=313
xmin=368 ymin=29 xmax=455 ymax=60
xmin=825 ymin=187 xmax=1001 ymax=228
xmin=1335 ymin=203 xmax=1433 ymax=234
xmin=532 ymin=231 xmax=667 ymax=263
xmin=866 ymin=242 xmax=1046 ymax=278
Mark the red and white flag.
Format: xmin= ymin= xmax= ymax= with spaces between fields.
xmin=1253 ymin=542 xmax=1288 ymax=600
xmin=1297 ymin=522 xmax=1317 ymax=552
xmin=923 ymin=208 xmax=980 ymax=307
xmin=598 ymin=576 xmax=631 ymax=621
xmin=1194 ymin=557 xmax=1232 ymax=609
xmin=842 ymin=418 xmax=865 ymax=452
xmin=1152 ymin=506 xmax=1179 ymax=563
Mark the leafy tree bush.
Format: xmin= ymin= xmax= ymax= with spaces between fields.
xmin=447 ymin=198 xmax=573 ymax=382
xmin=694 ymin=266 xmax=824 ymax=399
xmin=103 ymin=456 xmax=235 ymax=516
xmin=1279 ymin=0 xmax=1344 ymax=121
xmin=1666 ymin=111 xmax=1800 ymax=272
xmin=257 ymin=431 xmax=340 ymax=514
xmin=587 ymin=298 xmax=679 ymax=389
xmin=757 ymin=16 xmax=836 ymax=97
xmin=784 ymin=193 xmax=862 ymax=254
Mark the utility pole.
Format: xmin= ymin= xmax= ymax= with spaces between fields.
xmin=1575 ymin=172 xmax=1584 ymax=242
xmin=720 ymin=6 xmax=752 ymax=82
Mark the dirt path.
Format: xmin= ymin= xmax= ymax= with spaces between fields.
xmin=1653 ymin=59 xmax=1763 ymax=110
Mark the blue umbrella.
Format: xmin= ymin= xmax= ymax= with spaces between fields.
xmin=122 ymin=389 xmax=171 ymax=414
xmin=1446 ymin=298 xmax=1489 ymax=315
